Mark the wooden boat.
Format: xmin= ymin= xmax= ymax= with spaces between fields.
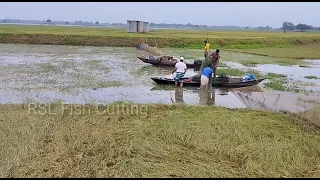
xmin=151 ymin=76 xmax=265 ymax=88
xmin=137 ymin=57 xmax=202 ymax=68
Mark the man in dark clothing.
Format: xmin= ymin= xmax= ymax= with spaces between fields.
xmin=210 ymin=49 xmax=220 ymax=78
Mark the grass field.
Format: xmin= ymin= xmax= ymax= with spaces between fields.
xmin=1 ymin=24 xmax=320 ymax=59
xmin=1 ymin=102 xmax=320 ymax=178
xmin=230 ymin=43 xmax=320 ymax=59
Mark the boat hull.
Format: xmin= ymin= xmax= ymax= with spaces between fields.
xmin=151 ymin=77 xmax=265 ymax=88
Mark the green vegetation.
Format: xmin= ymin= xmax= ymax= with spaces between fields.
xmin=264 ymin=73 xmax=290 ymax=91
xmin=241 ymin=61 xmax=258 ymax=67
xmin=264 ymin=79 xmax=288 ymax=91
xmin=230 ymin=43 xmax=320 ymax=59
xmin=217 ymin=67 xmax=262 ymax=78
xmin=83 ymin=80 xmax=124 ymax=90
xmin=264 ymin=75 xmax=316 ymax=92
xmin=85 ymin=59 xmax=101 ymax=66
xmin=1 ymin=25 xmax=320 ymax=53
xmin=220 ymin=51 xmax=306 ymax=66
xmin=267 ymin=73 xmax=287 ymax=78
xmin=218 ymin=62 xmax=228 ymax=67
xmin=1 ymin=103 xmax=320 ymax=178
xmin=38 ymin=62 xmax=56 ymax=72
xmin=263 ymin=74 xmax=289 ymax=91
xmin=305 ymin=76 xmax=319 ymax=79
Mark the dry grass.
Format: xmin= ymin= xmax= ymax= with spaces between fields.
xmin=297 ymin=105 xmax=320 ymax=128
xmin=1 ymin=102 xmax=320 ymax=178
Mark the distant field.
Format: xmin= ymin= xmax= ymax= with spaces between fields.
xmin=2 ymin=24 xmax=320 ymax=38
xmin=1 ymin=24 xmax=320 ymax=50
xmin=230 ymin=43 xmax=320 ymax=59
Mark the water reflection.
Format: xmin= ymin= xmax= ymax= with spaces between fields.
xmin=199 ymin=88 xmax=215 ymax=106
xmin=174 ymin=88 xmax=184 ymax=104
xmin=133 ymin=65 xmax=199 ymax=78
xmin=151 ymin=85 xmax=264 ymax=108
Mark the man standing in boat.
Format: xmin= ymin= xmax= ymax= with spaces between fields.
xmin=204 ymin=40 xmax=211 ymax=58
xmin=210 ymin=49 xmax=220 ymax=78
xmin=172 ymin=57 xmax=187 ymax=88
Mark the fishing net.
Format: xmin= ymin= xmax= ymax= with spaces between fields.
xmin=139 ymin=43 xmax=163 ymax=56
xmin=232 ymin=91 xmax=320 ymax=113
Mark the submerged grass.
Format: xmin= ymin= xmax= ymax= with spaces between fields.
xmin=267 ymin=73 xmax=287 ymax=78
xmin=264 ymin=79 xmax=288 ymax=91
xmin=264 ymin=72 xmax=290 ymax=91
xmin=85 ymin=59 xmax=101 ymax=66
xmin=1 ymin=103 xmax=320 ymax=178
xmin=263 ymin=75 xmax=315 ymax=92
xmin=216 ymin=67 xmax=263 ymax=78
xmin=305 ymin=76 xmax=319 ymax=79
xmin=263 ymin=73 xmax=288 ymax=91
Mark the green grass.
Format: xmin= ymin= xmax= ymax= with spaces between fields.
xmin=217 ymin=67 xmax=262 ymax=78
xmin=264 ymin=79 xmax=288 ymax=91
xmin=267 ymin=73 xmax=287 ymax=78
xmin=1 ymin=24 xmax=320 ymax=51
xmin=220 ymin=51 xmax=306 ymax=66
xmin=1 ymin=103 xmax=320 ymax=178
xmin=241 ymin=61 xmax=259 ymax=67
xmin=264 ymin=75 xmax=316 ymax=92
xmin=305 ymin=76 xmax=319 ymax=79
xmin=85 ymin=59 xmax=101 ymax=66
xmin=229 ymin=43 xmax=320 ymax=59
xmin=263 ymin=73 xmax=288 ymax=91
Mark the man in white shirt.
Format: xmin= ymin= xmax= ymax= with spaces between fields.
xmin=172 ymin=57 xmax=187 ymax=87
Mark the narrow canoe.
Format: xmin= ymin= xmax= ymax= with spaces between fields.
xmin=151 ymin=77 xmax=265 ymax=88
xmin=138 ymin=57 xmax=201 ymax=68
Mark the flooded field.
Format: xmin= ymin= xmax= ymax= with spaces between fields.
xmin=0 ymin=43 xmax=320 ymax=112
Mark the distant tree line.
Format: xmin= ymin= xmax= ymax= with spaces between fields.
xmin=0 ymin=18 xmax=126 ymax=27
xmin=149 ymin=22 xmax=274 ymax=30
xmin=1 ymin=18 xmax=320 ymax=31
xmin=282 ymin=21 xmax=320 ymax=31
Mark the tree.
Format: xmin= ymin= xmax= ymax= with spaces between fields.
xmin=95 ymin=21 xmax=99 ymax=25
xmin=296 ymin=23 xmax=311 ymax=31
xmin=282 ymin=21 xmax=295 ymax=30
xmin=245 ymin=26 xmax=249 ymax=30
xmin=46 ymin=19 xmax=52 ymax=23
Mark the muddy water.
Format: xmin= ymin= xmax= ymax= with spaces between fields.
xmin=0 ymin=43 xmax=319 ymax=112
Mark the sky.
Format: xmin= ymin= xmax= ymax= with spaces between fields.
xmin=0 ymin=2 xmax=319 ymax=28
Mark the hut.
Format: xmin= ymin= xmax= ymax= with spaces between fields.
xmin=127 ymin=20 xmax=149 ymax=33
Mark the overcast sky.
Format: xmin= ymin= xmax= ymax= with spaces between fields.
xmin=0 ymin=2 xmax=319 ymax=28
